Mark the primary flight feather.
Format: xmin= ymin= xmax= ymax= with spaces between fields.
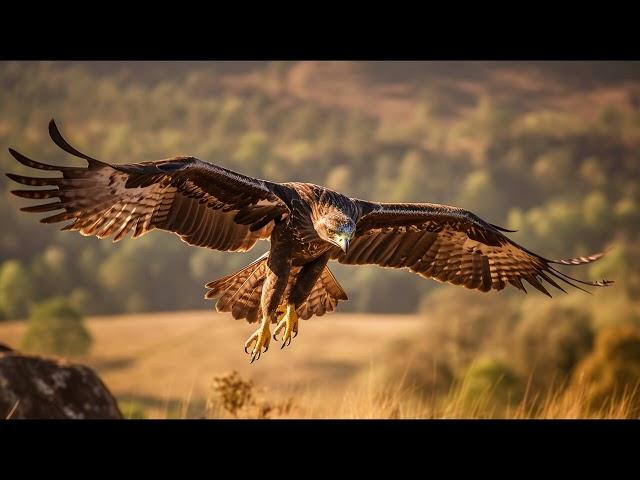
xmin=6 ymin=120 xmax=613 ymax=362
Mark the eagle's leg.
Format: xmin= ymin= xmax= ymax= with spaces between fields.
xmin=245 ymin=250 xmax=291 ymax=362
xmin=274 ymin=253 xmax=329 ymax=349
xmin=275 ymin=303 xmax=287 ymax=320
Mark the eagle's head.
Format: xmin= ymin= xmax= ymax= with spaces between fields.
xmin=315 ymin=210 xmax=356 ymax=253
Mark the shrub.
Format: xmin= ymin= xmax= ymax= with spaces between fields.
xmin=382 ymin=337 xmax=455 ymax=400
xmin=571 ymin=325 xmax=640 ymax=417
xmin=0 ymin=260 xmax=33 ymax=320
xmin=21 ymin=297 xmax=92 ymax=357
xmin=207 ymin=370 xmax=294 ymax=419
xmin=451 ymin=357 xmax=524 ymax=416
xmin=514 ymin=304 xmax=594 ymax=391
xmin=419 ymin=287 xmax=519 ymax=368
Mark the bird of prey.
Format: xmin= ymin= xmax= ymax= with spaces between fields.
xmin=6 ymin=120 xmax=613 ymax=362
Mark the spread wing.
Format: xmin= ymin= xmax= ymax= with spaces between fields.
xmin=332 ymin=200 xmax=613 ymax=296
xmin=6 ymin=120 xmax=290 ymax=252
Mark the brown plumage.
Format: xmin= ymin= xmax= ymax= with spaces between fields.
xmin=6 ymin=120 xmax=613 ymax=362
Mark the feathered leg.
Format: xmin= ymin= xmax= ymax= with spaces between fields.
xmin=274 ymin=253 xmax=330 ymax=349
xmin=244 ymin=250 xmax=291 ymax=363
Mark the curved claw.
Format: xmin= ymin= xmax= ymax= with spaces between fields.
xmin=250 ymin=349 xmax=261 ymax=363
xmin=280 ymin=336 xmax=293 ymax=349
xmin=244 ymin=322 xmax=271 ymax=362
xmin=244 ymin=335 xmax=257 ymax=354
xmin=274 ymin=304 xmax=299 ymax=349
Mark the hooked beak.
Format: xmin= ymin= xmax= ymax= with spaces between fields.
xmin=335 ymin=236 xmax=350 ymax=253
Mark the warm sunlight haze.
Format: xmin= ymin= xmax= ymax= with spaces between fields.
xmin=1 ymin=61 xmax=638 ymax=419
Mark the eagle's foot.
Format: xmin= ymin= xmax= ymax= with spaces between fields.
xmin=273 ymin=304 xmax=299 ymax=349
xmin=244 ymin=321 xmax=271 ymax=363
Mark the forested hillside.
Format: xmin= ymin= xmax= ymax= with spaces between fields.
xmin=1 ymin=61 xmax=639 ymax=318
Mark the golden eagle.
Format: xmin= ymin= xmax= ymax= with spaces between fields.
xmin=6 ymin=120 xmax=612 ymax=362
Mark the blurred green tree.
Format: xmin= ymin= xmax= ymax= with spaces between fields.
xmin=590 ymin=243 xmax=640 ymax=297
xmin=233 ymin=131 xmax=271 ymax=176
xmin=514 ymin=304 xmax=594 ymax=390
xmin=0 ymin=260 xmax=34 ymax=320
xmin=453 ymin=357 xmax=523 ymax=416
xmin=382 ymin=337 xmax=455 ymax=399
xmin=21 ymin=297 xmax=92 ymax=356
xmin=571 ymin=324 xmax=640 ymax=417
xmin=580 ymin=157 xmax=607 ymax=188
xmin=614 ymin=198 xmax=640 ymax=230
xmin=457 ymin=169 xmax=508 ymax=219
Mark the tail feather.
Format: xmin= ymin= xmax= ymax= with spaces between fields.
xmin=298 ymin=265 xmax=348 ymax=320
xmin=204 ymin=255 xmax=347 ymax=323
xmin=205 ymin=252 xmax=268 ymax=299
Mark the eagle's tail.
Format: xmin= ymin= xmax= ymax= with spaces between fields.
xmin=204 ymin=254 xmax=348 ymax=323
xmin=204 ymin=253 xmax=269 ymax=323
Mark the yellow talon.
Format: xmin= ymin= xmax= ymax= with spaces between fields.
xmin=273 ymin=303 xmax=299 ymax=349
xmin=244 ymin=320 xmax=271 ymax=363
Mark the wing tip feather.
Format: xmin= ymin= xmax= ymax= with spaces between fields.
xmin=490 ymin=222 xmax=518 ymax=233
xmin=48 ymin=118 xmax=106 ymax=166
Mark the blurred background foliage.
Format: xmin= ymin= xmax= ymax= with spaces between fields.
xmin=21 ymin=297 xmax=92 ymax=357
xmin=1 ymin=61 xmax=639 ymax=414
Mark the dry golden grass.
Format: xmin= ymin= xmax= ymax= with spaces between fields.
xmin=197 ymin=366 xmax=638 ymax=419
xmin=1 ymin=310 xmax=636 ymax=419
xmin=0 ymin=310 xmax=421 ymax=418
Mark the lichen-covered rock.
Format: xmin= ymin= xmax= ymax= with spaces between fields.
xmin=0 ymin=348 xmax=122 ymax=419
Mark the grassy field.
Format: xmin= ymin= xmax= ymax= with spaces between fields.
xmin=0 ymin=311 xmax=425 ymax=418
xmin=2 ymin=309 xmax=637 ymax=419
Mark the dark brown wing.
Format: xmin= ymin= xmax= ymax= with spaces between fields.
xmin=331 ymin=200 xmax=612 ymax=296
xmin=6 ymin=120 xmax=290 ymax=252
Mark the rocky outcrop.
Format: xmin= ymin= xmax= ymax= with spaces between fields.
xmin=0 ymin=347 xmax=123 ymax=419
